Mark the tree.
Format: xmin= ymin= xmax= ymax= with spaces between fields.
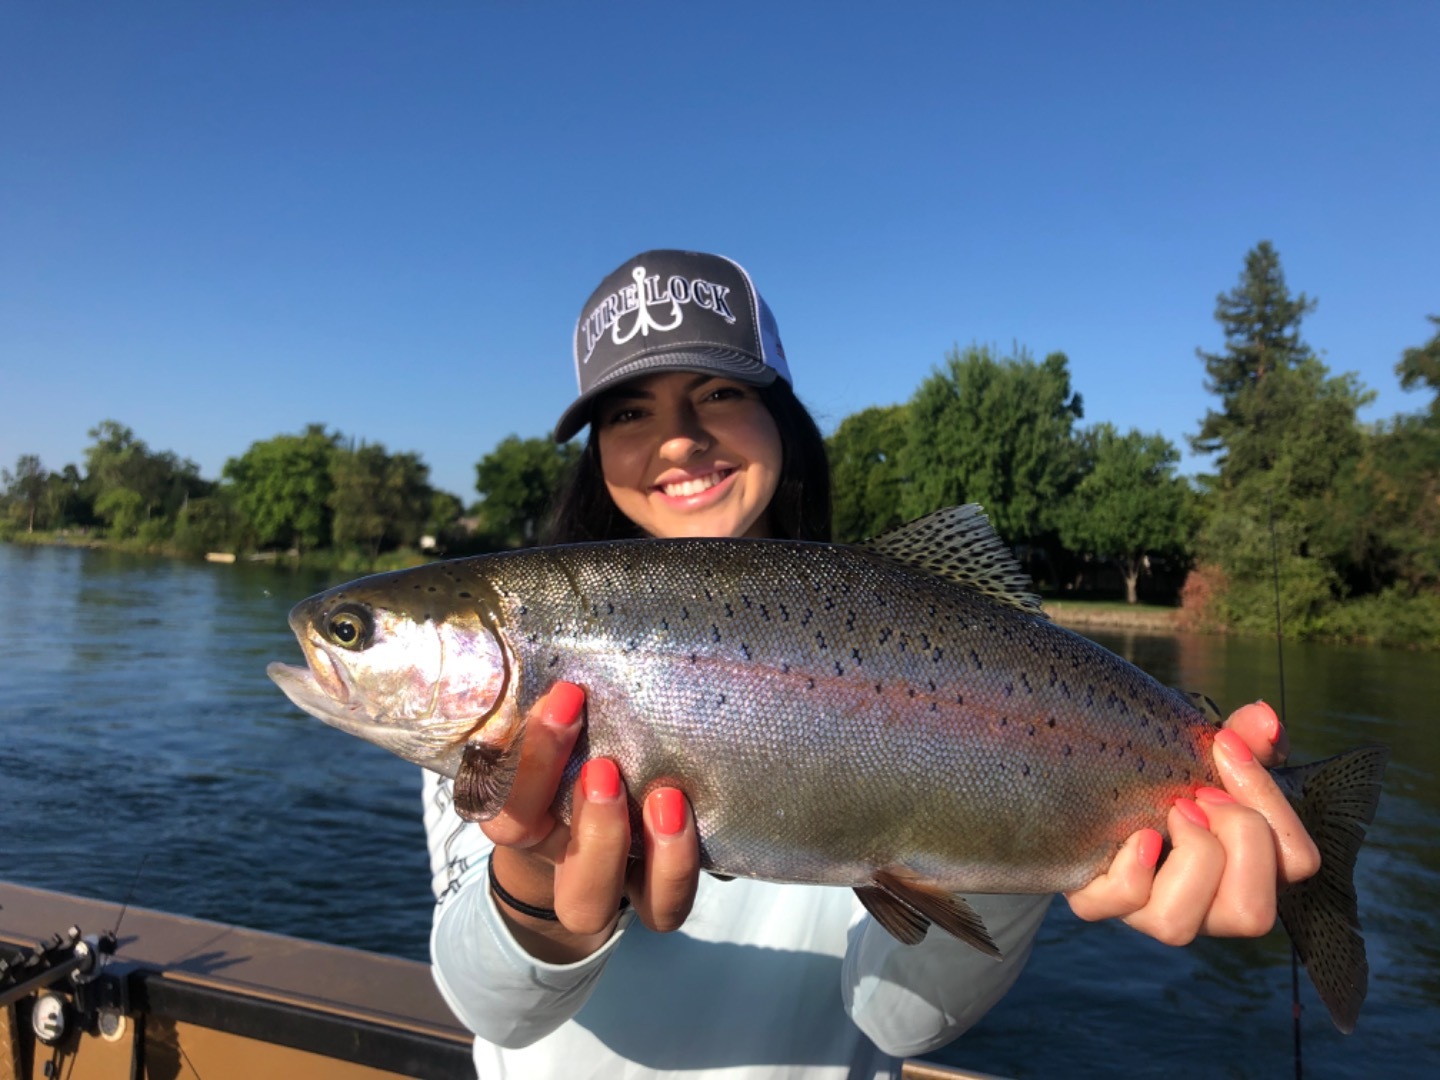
xmin=1058 ymin=424 xmax=1192 ymax=604
xmin=81 ymin=421 xmax=209 ymax=538
xmin=1396 ymin=314 xmax=1440 ymax=421
xmin=1188 ymin=245 xmax=1373 ymax=634
xmin=474 ymin=436 xmax=580 ymax=547
xmin=827 ymin=405 xmax=909 ymax=542
xmin=2 ymin=455 xmax=47 ymax=532
xmin=900 ymin=345 xmax=1083 ymax=563
xmin=1192 ymin=241 xmax=1317 ymax=470
xmin=329 ymin=442 xmax=435 ymax=557
xmin=222 ymin=426 xmax=339 ymax=552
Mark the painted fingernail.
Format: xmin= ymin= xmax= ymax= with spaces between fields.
xmin=650 ymin=789 xmax=687 ymax=836
xmin=581 ymin=758 xmax=621 ymax=802
xmin=1195 ymin=786 xmax=1236 ymax=805
xmin=1137 ymin=829 xmax=1163 ymax=870
xmin=1253 ymin=700 xmax=1281 ymax=744
xmin=1174 ymin=798 xmax=1210 ymax=829
xmin=544 ymin=682 xmax=586 ymax=727
xmin=1214 ymin=728 xmax=1254 ymax=764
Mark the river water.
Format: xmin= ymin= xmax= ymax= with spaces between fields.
xmin=0 ymin=543 xmax=1435 ymax=1077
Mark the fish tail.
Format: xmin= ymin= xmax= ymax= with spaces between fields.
xmin=1271 ymin=745 xmax=1389 ymax=1034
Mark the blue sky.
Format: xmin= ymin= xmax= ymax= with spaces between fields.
xmin=3 ymin=3 xmax=1436 ymax=502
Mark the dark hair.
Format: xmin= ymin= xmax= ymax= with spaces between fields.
xmin=542 ymin=378 xmax=832 ymax=545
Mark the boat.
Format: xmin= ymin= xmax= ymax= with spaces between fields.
xmin=1 ymin=881 xmax=992 ymax=1079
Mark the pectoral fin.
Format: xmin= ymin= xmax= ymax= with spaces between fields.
xmin=863 ymin=870 xmax=1004 ymax=959
xmin=453 ymin=734 xmax=523 ymax=822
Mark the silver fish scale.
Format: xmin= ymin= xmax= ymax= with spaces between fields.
xmin=470 ymin=539 xmax=1218 ymax=895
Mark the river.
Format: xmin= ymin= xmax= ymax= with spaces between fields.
xmin=0 ymin=542 xmax=1435 ymax=1077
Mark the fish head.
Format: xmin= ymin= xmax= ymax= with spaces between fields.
xmin=267 ymin=568 xmax=512 ymax=777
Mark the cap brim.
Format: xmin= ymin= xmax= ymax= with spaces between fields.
xmin=553 ymin=347 xmax=778 ymax=442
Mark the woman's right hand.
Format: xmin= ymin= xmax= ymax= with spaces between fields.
xmin=479 ymin=682 xmax=702 ymax=963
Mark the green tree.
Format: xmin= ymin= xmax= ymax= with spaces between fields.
xmin=901 ymin=345 xmax=1083 ymax=565
xmin=81 ymin=421 xmax=209 ymax=538
xmin=1396 ymin=314 xmax=1440 ymax=420
xmin=1058 ymin=425 xmax=1192 ymax=604
xmin=827 ymin=405 xmax=909 ymax=542
xmin=222 ymin=425 xmax=339 ymax=552
xmin=2 ymin=455 xmax=47 ymax=532
xmin=474 ymin=436 xmax=580 ymax=547
xmin=1189 ymin=245 xmax=1373 ymax=635
xmin=1192 ymin=240 xmax=1317 ymax=473
xmin=329 ymin=442 xmax=435 ymax=557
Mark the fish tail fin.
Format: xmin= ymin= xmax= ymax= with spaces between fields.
xmin=1272 ymin=745 xmax=1389 ymax=1034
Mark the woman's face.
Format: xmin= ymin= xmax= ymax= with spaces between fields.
xmin=595 ymin=371 xmax=783 ymax=540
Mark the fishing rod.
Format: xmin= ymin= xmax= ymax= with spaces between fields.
xmin=1268 ymin=493 xmax=1302 ymax=1080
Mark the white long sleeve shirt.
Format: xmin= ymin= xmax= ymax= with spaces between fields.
xmin=424 ymin=770 xmax=1051 ymax=1080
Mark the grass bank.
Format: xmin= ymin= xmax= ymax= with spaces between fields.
xmin=1043 ymin=599 xmax=1179 ymax=633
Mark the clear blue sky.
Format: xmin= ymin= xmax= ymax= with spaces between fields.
xmin=3 ymin=3 xmax=1436 ymax=502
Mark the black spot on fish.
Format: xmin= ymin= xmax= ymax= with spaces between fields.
xmin=1027 ymin=723 xmax=1036 ymax=736
xmin=806 ymin=677 xmax=816 ymax=690
xmin=548 ymin=654 xmax=560 ymax=668
xmin=833 ymin=661 xmax=843 ymax=676
xmin=970 ymin=649 xmax=983 ymax=671
xmin=1113 ymin=788 xmax=1120 ymax=801
xmin=740 ymin=642 xmax=752 ymax=660
xmin=852 ymin=648 xmax=863 ymax=663
xmin=932 ymin=648 xmax=943 ymax=663
xmin=718 ymin=693 xmax=726 ymax=706
xmin=955 ymin=693 xmax=964 ymax=706
xmin=875 ymin=682 xmax=883 ymax=694
xmin=816 ymin=631 xmax=827 ymax=650
xmin=1003 ymin=682 xmax=1014 ymax=698
xmin=689 ymin=653 xmax=698 ymax=664
xmin=661 ymin=618 xmax=669 ymax=631
xmin=1047 ymin=717 xmax=1056 ymax=728
xmin=682 ymin=606 xmax=690 ymax=620
xmin=1020 ymin=673 xmax=1032 ymax=693
xmin=927 ymin=678 xmax=937 ymax=693
xmin=606 ymin=601 xmax=614 ymax=615
xmin=712 ymin=625 xmax=721 ymax=643
xmin=779 ymin=604 xmax=790 ymax=622
xmin=1137 ymin=758 xmax=1146 ymax=773
xmin=781 ymin=662 xmax=791 ymax=674
xmin=458 ymin=591 xmax=472 ymax=599
xmin=724 ymin=602 xmax=734 ymax=618
xmin=1063 ymin=744 xmax=1072 ymax=757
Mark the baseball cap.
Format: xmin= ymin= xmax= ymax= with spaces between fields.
xmin=554 ymin=249 xmax=792 ymax=442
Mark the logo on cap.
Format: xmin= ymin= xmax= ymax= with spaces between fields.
xmin=580 ymin=266 xmax=737 ymax=364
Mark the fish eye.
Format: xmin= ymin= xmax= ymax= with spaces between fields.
xmin=324 ymin=605 xmax=373 ymax=650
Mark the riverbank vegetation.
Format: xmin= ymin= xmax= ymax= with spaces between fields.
xmin=4 ymin=243 xmax=1438 ymax=646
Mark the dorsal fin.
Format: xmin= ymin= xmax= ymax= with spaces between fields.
xmin=861 ymin=504 xmax=1045 ymax=616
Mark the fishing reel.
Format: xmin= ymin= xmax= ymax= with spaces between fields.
xmin=0 ymin=925 xmax=123 ymax=1046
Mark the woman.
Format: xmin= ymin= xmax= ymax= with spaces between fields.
xmin=424 ymin=250 xmax=1318 ymax=1078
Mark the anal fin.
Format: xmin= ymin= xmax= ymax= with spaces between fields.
xmin=855 ymin=884 xmax=929 ymax=945
xmin=871 ymin=870 xmax=1003 ymax=960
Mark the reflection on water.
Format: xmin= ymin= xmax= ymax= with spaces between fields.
xmin=0 ymin=544 xmax=1435 ymax=1077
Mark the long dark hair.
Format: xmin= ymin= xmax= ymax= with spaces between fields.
xmin=542 ymin=378 xmax=832 ymax=545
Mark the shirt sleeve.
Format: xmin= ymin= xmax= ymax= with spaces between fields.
xmin=840 ymin=891 xmax=1053 ymax=1057
xmin=422 ymin=771 xmax=634 ymax=1048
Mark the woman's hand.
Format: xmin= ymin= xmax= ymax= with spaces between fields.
xmin=1065 ymin=701 xmax=1322 ymax=944
xmin=479 ymin=682 xmax=702 ymax=963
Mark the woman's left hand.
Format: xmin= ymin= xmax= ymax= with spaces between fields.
xmin=1064 ymin=702 xmax=1322 ymax=943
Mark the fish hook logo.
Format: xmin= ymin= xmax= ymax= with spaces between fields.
xmin=611 ymin=266 xmax=683 ymax=345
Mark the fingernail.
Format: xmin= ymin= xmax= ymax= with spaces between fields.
xmin=650 ymin=789 xmax=686 ymax=836
xmin=1214 ymin=728 xmax=1254 ymax=764
xmin=1137 ymin=829 xmax=1162 ymax=869
xmin=544 ymin=682 xmax=586 ymax=727
xmin=1253 ymin=700 xmax=1281 ymax=744
xmin=1195 ymin=786 xmax=1236 ymax=805
xmin=1174 ymin=798 xmax=1210 ymax=829
xmin=581 ymin=758 xmax=621 ymax=802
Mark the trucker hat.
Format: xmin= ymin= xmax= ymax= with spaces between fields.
xmin=554 ymin=249 xmax=792 ymax=442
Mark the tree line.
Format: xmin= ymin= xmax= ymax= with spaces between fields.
xmin=4 ymin=243 xmax=1437 ymax=643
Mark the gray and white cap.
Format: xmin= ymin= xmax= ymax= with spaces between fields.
xmin=554 ymin=249 xmax=792 ymax=442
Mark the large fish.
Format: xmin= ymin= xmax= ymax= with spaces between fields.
xmin=268 ymin=505 xmax=1386 ymax=1032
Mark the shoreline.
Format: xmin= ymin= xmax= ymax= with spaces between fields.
xmin=1042 ymin=601 xmax=1180 ymax=633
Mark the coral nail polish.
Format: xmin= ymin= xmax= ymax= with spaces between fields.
xmin=650 ymin=789 xmax=686 ymax=836
xmin=581 ymin=758 xmax=621 ymax=802
xmin=1174 ymin=798 xmax=1211 ymax=830
xmin=1214 ymin=728 xmax=1254 ymax=764
xmin=545 ymin=682 xmax=586 ymax=727
xmin=1195 ymin=786 xmax=1236 ymax=805
xmin=1137 ymin=829 xmax=1163 ymax=870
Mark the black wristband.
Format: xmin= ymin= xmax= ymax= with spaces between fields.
xmin=488 ymin=856 xmax=560 ymax=921
xmin=487 ymin=856 xmax=631 ymax=923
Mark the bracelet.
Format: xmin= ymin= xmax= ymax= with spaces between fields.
xmin=487 ymin=856 xmax=631 ymax=922
xmin=488 ymin=856 xmax=559 ymax=921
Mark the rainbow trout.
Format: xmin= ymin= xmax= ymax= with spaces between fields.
xmin=268 ymin=505 xmax=1386 ymax=1032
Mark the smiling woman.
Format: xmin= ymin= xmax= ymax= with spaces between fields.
xmin=417 ymin=250 xmax=1323 ymax=1080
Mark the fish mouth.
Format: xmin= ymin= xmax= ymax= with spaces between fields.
xmin=267 ymin=661 xmax=362 ymax=730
